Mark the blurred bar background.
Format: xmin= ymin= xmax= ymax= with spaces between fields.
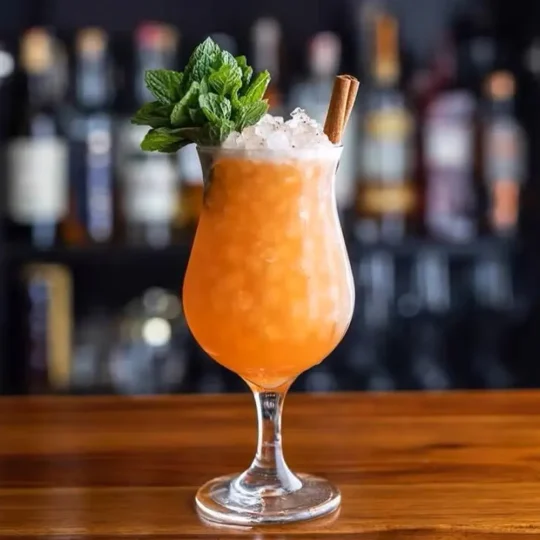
xmin=0 ymin=0 xmax=539 ymax=395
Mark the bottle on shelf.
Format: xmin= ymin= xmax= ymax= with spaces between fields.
xmin=405 ymin=251 xmax=454 ymax=390
xmin=109 ymin=288 xmax=190 ymax=395
xmin=21 ymin=264 xmax=73 ymax=394
xmin=6 ymin=28 xmax=69 ymax=249
xmin=116 ymin=23 xmax=181 ymax=248
xmin=355 ymin=13 xmax=417 ymax=244
xmin=71 ymin=308 xmax=116 ymax=393
xmin=423 ymin=37 xmax=478 ymax=243
xmin=346 ymin=251 xmax=396 ymax=389
xmin=251 ymin=17 xmax=283 ymax=114
xmin=482 ymin=71 xmax=525 ymax=238
xmin=0 ymin=38 xmax=15 ymax=138
xmin=62 ymin=27 xmax=115 ymax=246
xmin=289 ymin=32 xmax=342 ymax=118
xmin=471 ymin=252 xmax=515 ymax=388
xmin=177 ymin=143 xmax=204 ymax=229
xmin=289 ymin=32 xmax=357 ymax=213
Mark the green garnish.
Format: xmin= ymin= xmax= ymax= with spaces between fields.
xmin=131 ymin=37 xmax=271 ymax=152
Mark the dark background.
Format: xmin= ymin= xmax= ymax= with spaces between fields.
xmin=1 ymin=0 xmax=540 ymax=395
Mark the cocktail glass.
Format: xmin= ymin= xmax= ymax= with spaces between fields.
xmin=183 ymin=145 xmax=355 ymax=525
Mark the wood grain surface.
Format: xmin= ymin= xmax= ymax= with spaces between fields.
xmin=1 ymin=391 xmax=540 ymax=538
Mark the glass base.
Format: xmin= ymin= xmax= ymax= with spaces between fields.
xmin=195 ymin=472 xmax=341 ymax=525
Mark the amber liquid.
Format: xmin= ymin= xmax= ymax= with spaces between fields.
xmin=183 ymin=150 xmax=354 ymax=389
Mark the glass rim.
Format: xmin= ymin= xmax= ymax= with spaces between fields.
xmin=196 ymin=144 xmax=344 ymax=158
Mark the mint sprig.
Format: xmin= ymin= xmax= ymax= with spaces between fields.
xmin=131 ymin=37 xmax=271 ymax=153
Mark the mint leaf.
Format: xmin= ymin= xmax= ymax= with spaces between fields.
xmin=144 ymin=70 xmax=183 ymax=104
xmin=235 ymin=56 xmax=253 ymax=88
xmin=183 ymin=37 xmax=220 ymax=88
xmin=242 ymin=71 xmax=270 ymax=103
xmin=131 ymin=101 xmax=172 ymax=128
xmin=140 ymin=127 xmax=187 ymax=153
xmin=189 ymin=107 xmax=207 ymax=125
xmin=235 ymin=100 xmax=269 ymax=131
xmin=235 ymin=55 xmax=248 ymax=69
xmin=208 ymin=63 xmax=242 ymax=96
xmin=217 ymin=50 xmax=237 ymax=67
xmin=242 ymin=66 xmax=253 ymax=89
xmin=199 ymin=93 xmax=232 ymax=123
xmin=199 ymin=77 xmax=209 ymax=96
xmin=170 ymin=81 xmax=200 ymax=126
xmin=204 ymin=119 xmax=235 ymax=144
xmin=132 ymin=37 xmax=272 ymax=150
xmin=170 ymin=126 xmax=203 ymax=140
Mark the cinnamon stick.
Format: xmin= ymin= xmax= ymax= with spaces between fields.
xmin=323 ymin=74 xmax=360 ymax=144
xmin=343 ymin=75 xmax=360 ymax=128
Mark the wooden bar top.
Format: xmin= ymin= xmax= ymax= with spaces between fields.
xmin=1 ymin=391 xmax=540 ymax=538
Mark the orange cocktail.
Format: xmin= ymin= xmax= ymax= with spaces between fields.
xmin=183 ymin=147 xmax=354 ymax=389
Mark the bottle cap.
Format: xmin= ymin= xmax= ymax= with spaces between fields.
xmin=136 ymin=22 xmax=178 ymax=50
xmin=77 ymin=27 xmax=108 ymax=58
xmin=309 ymin=32 xmax=341 ymax=78
xmin=21 ymin=28 xmax=53 ymax=73
xmin=486 ymin=70 xmax=515 ymax=100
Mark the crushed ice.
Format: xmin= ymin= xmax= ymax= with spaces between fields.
xmin=222 ymin=108 xmax=333 ymax=150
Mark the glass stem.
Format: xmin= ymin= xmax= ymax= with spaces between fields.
xmin=232 ymin=383 xmax=302 ymax=498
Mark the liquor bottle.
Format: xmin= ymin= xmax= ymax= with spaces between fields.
xmin=423 ymin=38 xmax=478 ymax=243
xmin=289 ymin=32 xmax=357 ymax=212
xmin=109 ymin=288 xmax=189 ymax=394
xmin=71 ymin=309 xmax=115 ymax=393
xmin=346 ymin=251 xmax=395 ymax=388
xmin=251 ymin=17 xmax=283 ymax=113
xmin=353 ymin=0 xmax=388 ymax=83
xmin=0 ymin=40 xmax=15 ymax=241
xmin=21 ymin=264 xmax=73 ymax=393
xmin=289 ymin=32 xmax=342 ymax=116
xmin=407 ymin=251 xmax=453 ymax=390
xmin=62 ymin=28 xmax=115 ymax=246
xmin=471 ymin=253 xmax=515 ymax=388
xmin=355 ymin=13 xmax=417 ymax=243
xmin=0 ymin=39 xmax=15 ymax=139
xmin=117 ymin=23 xmax=180 ymax=248
xmin=6 ymin=28 xmax=69 ymax=248
xmin=482 ymin=71 xmax=525 ymax=237
xmin=177 ymin=143 xmax=204 ymax=229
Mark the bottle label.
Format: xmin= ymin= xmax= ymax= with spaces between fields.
xmin=118 ymin=122 xmax=178 ymax=223
xmin=490 ymin=180 xmax=519 ymax=231
xmin=23 ymin=264 xmax=72 ymax=392
xmin=426 ymin=124 xmax=472 ymax=169
xmin=70 ymin=114 xmax=114 ymax=241
xmin=178 ymin=144 xmax=203 ymax=186
xmin=358 ymin=184 xmax=416 ymax=214
xmin=123 ymin=156 xmax=178 ymax=222
xmin=362 ymin=109 xmax=412 ymax=181
xmin=484 ymin=120 xmax=524 ymax=184
xmin=86 ymin=116 xmax=114 ymax=240
xmin=425 ymin=116 xmax=475 ymax=240
xmin=116 ymin=122 xmax=147 ymax=166
xmin=8 ymin=138 xmax=68 ymax=223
